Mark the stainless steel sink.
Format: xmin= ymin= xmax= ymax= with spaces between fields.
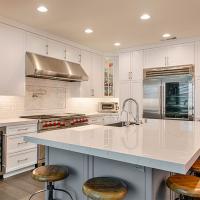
xmin=105 ymin=121 xmax=136 ymax=127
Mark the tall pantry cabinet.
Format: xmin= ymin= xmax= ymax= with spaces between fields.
xmin=119 ymin=51 xmax=143 ymax=119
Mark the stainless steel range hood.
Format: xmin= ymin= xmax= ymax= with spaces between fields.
xmin=25 ymin=52 xmax=88 ymax=82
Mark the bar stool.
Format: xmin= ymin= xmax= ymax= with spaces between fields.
xmin=82 ymin=177 xmax=128 ymax=200
xmin=191 ymin=160 xmax=200 ymax=177
xmin=166 ymin=174 xmax=200 ymax=199
xmin=29 ymin=165 xmax=73 ymax=200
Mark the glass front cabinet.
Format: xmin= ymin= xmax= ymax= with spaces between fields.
xmin=104 ymin=57 xmax=115 ymax=97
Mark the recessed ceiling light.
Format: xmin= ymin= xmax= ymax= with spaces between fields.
xmin=84 ymin=28 xmax=93 ymax=34
xmin=114 ymin=42 xmax=121 ymax=46
xmin=37 ymin=6 xmax=48 ymax=13
xmin=162 ymin=33 xmax=171 ymax=38
xmin=140 ymin=14 xmax=151 ymax=20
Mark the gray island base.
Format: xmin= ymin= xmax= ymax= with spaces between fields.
xmin=46 ymin=147 xmax=172 ymax=200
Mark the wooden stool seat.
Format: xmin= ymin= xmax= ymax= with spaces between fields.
xmin=166 ymin=175 xmax=200 ymax=198
xmin=191 ymin=160 xmax=200 ymax=174
xmin=82 ymin=177 xmax=128 ymax=200
xmin=32 ymin=165 xmax=69 ymax=182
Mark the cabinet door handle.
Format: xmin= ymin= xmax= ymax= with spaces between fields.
xmin=46 ymin=44 xmax=49 ymax=55
xmin=91 ymin=89 xmax=94 ymax=97
xmin=17 ymin=141 xmax=28 ymax=145
xmin=64 ymin=49 xmax=67 ymax=59
xmin=17 ymin=128 xmax=28 ymax=132
xmin=17 ymin=158 xmax=28 ymax=163
xmin=129 ymin=72 xmax=132 ymax=80
xmin=130 ymin=72 xmax=133 ymax=79
xmin=79 ymin=54 xmax=82 ymax=63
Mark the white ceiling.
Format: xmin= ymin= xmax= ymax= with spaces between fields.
xmin=0 ymin=0 xmax=199 ymax=52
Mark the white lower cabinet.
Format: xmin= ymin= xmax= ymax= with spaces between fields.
xmin=6 ymin=148 xmax=37 ymax=173
xmin=88 ymin=115 xmax=119 ymax=125
xmin=7 ymin=132 xmax=36 ymax=154
xmin=5 ymin=123 xmax=37 ymax=177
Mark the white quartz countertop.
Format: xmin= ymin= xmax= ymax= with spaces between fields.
xmin=0 ymin=118 xmax=38 ymax=126
xmin=24 ymin=119 xmax=200 ymax=174
xmin=84 ymin=112 xmax=119 ymax=117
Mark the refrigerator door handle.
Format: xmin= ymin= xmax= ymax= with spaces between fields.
xmin=160 ymin=85 xmax=163 ymax=118
xmin=162 ymin=84 xmax=166 ymax=119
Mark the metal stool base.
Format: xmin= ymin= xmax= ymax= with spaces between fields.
xmin=29 ymin=182 xmax=73 ymax=200
xmin=176 ymin=195 xmax=197 ymax=200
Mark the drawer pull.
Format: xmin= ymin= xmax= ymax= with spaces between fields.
xmin=17 ymin=128 xmax=28 ymax=132
xmin=17 ymin=141 xmax=28 ymax=145
xmin=17 ymin=158 xmax=28 ymax=163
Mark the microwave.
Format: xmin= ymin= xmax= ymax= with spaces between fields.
xmin=98 ymin=102 xmax=119 ymax=113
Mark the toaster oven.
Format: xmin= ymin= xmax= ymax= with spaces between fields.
xmin=98 ymin=102 xmax=119 ymax=113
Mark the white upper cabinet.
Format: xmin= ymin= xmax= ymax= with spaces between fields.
xmin=119 ymin=51 xmax=143 ymax=81
xmin=26 ymin=33 xmax=81 ymax=63
xmin=0 ymin=24 xmax=25 ymax=96
xmin=144 ymin=46 xmax=167 ymax=69
xmin=167 ymin=43 xmax=195 ymax=66
xmin=80 ymin=50 xmax=92 ymax=97
xmin=119 ymin=52 xmax=131 ymax=81
xmin=92 ymin=53 xmax=103 ymax=97
xmin=144 ymin=43 xmax=195 ymax=69
xmin=26 ymin=33 xmax=48 ymax=56
xmin=48 ymin=40 xmax=66 ymax=60
xmin=80 ymin=50 xmax=103 ymax=97
xmin=66 ymin=45 xmax=81 ymax=64
xmin=131 ymin=50 xmax=143 ymax=81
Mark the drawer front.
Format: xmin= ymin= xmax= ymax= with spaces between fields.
xmin=6 ymin=149 xmax=37 ymax=173
xmin=88 ymin=117 xmax=104 ymax=125
xmin=7 ymin=124 xmax=37 ymax=135
xmin=7 ymin=133 xmax=37 ymax=153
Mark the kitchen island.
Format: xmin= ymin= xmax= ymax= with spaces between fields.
xmin=24 ymin=119 xmax=200 ymax=200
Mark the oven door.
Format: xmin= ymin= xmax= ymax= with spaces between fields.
xmin=0 ymin=127 xmax=6 ymax=175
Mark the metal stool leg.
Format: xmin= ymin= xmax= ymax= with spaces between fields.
xmin=54 ymin=188 xmax=73 ymax=200
xmin=47 ymin=182 xmax=54 ymax=200
xmin=29 ymin=189 xmax=47 ymax=200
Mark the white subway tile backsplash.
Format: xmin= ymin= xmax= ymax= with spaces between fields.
xmin=0 ymin=77 xmax=118 ymax=118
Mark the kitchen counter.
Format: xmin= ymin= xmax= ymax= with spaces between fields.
xmin=85 ymin=112 xmax=119 ymax=117
xmin=24 ymin=119 xmax=199 ymax=174
xmin=0 ymin=117 xmax=38 ymax=126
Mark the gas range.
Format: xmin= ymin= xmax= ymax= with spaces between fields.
xmin=21 ymin=113 xmax=88 ymax=132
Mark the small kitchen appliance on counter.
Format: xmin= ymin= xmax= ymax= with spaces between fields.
xmin=98 ymin=102 xmax=119 ymax=113
xmin=21 ymin=113 xmax=88 ymax=165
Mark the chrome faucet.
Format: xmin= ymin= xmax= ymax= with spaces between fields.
xmin=121 ymin=98 xmax=140 ymax=126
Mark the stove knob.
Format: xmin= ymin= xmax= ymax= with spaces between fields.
xmin=57 ymin=122 xmax=61 ymax=126
xmin=53 ymin=122 xmax=57 ymax=126
xmin=70 ymin=120 xmax=74 ymax=125
xmin=61 ymin=122 xmax=65 ymax=126
xmin=49 ymin=122 xmax=52 ymax=127
xmin=77 ymin=118 xmax=81 ymax=122
xmin=73 ymin=119 xmax=77 ymax=123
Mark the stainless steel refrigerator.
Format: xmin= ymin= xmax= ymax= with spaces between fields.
xmin=143 ymin=65 xmax=194 ymax=120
